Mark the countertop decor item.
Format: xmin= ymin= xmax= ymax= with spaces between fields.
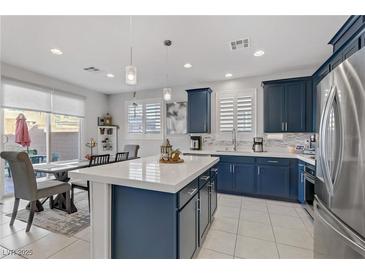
xmin=159 ymin=139 xmax=183 ymax=163
xmin=85 ymin=138 xmax=97 ymax=157
xmin=104 ymin=113 xmax=112 ymax=125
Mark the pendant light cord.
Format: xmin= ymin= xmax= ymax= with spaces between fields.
xmin=165 ymin=43 xmax=169 ymax=86
xmin=129 ymin=16 xmax=133 ymax=65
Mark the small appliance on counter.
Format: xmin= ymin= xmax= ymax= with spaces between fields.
xmin=190 ymin=135 xmax=202 ymax=150
xmin=252 ymin=137 xmax=264 ymax=152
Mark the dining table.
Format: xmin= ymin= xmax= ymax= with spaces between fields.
xmin=32 ymin=157 xmax=138 ymax=213
xmin=32 ymin=159 xmax=90 ymax=213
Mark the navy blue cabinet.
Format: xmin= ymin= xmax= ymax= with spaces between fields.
xmin=217 ymin=162 xmax=234 ymax=193
xmin=210 ymin=167 xmax=218 ymax=218
xmin=199 ymin=178 xmax=210 ymax=242
xmin=235 ymin=164 xmax=256 ymax=194
xmin=361 ymin=31 xmax=365 ymax=48
xmin=186 ymin=88 xmax=212 ymax=133
xmin=216 ymin=157 xmax=256 ymax=195
xmin=257 ymin=165 xmax=290 ymax=198
xmin=298 ymin=162 xmax=305 ymax=203
xmin=263 ymin=77 xmax=312 ymax=133
xmin=178 ymin=193 xmax=198 ymax=259
xmin=285 ymin=81 xmax=306 ymax=132
xmin=263 ymin=84 xmax=285 ymax=132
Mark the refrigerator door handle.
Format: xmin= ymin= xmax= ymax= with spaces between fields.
xmin=319 ymin=86 xmax=336 ymax=196
xmin=315 ymin=198 xmax=365 ymax=257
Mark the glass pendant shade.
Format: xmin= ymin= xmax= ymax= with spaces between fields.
xmin=125 ymin=65 xmax=137 ymax=85
xmin=163 ymin=87 xmax=172 ymax=101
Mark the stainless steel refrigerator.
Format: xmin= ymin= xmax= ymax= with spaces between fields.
xmin=314 ymin=47 xmax=365 ymax=258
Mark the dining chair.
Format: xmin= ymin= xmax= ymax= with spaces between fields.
xmin=115 ymin=152 xmax=129 ymax=162
xmin=0 ymin=151 xmax=71 ymax=232
xmin=123 ymin=144 xmax=140 ymax=159
xmin=70 ymin=154 xmax=110 ymax=211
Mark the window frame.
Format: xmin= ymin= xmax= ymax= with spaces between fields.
xmin=125 ymin=98 xmax=163 ymax=140
xmin=216 ymin=89 xmax=257 ymax=140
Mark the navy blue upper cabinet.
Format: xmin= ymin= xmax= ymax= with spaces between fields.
xmin=264 ymin=84 xmax=285 ymax=132
xmin=263 ymin=77 xmax=312 ymax=133
xmin=186 ymin=88 xmax=212 ymax=133
xmin=285 ymin=81 xmax=306 ymax=132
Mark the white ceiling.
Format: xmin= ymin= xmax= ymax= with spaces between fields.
xmin=1 ymin=15 xmax=348 ymax=94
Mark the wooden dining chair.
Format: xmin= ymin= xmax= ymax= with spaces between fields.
xmin=115 ymin=152 xmax=129 ymax=162
xmin=70 ymin=154 xmax=110 ymax=211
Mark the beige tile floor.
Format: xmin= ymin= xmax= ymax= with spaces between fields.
xmin=197 ymin=194 xmax=314 ymax=259
xmin=1 ymin=193 xmax=313 ymax=259
xmin=0 ymin=194 xmax=91 ymax=259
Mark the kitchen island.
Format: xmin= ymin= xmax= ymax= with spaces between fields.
xmin=69 ymin=155 xmax=219 ymax=259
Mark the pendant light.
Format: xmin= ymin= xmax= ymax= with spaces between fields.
xmin=163 ymin=40 xmax=172 ymax=101
xmin=125 ymin=16 xmax=137 ymax=85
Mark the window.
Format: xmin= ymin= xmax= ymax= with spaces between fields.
xmin=217 ymin=89 xmax=256 ymax=137
xmin=126 ymin=99 xmax=162 ymax=138
xmin=1 ymin=80 xmax=85 ymax=195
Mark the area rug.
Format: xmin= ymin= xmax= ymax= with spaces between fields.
xmin=6 ymin=192 xmax=90 ymax=237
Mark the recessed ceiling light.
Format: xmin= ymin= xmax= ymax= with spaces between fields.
xmin=50 ymin=48 xmax=63 ymax=55
xmin=184 ymin=63 xmax=192 ymax=69
xmin=225 ymin=73 xmax=233 ymax=78
xmin=106 ymin=73 xmax=115 ymax=78
xmin=254 ymin=50 xmax=265 ymax=57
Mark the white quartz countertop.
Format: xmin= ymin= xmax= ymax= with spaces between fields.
xmin=69 ymin=155 xmax=219 ymax=193
xmin=183 ymin=149 xmax=316 ymax=166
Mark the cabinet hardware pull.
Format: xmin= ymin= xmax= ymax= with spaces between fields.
xmin=268 ymin=160 xmax=279 ymax=163
xmin=257 ymin=166 xmax=260 ymax=175
xmin=281 ymin=122 xmax=284 ymax=131
xmin=232 ymin=165 xmax=235 ymax=173
xmin=230 ymin=164 xmax=232 ymax=173
xmin=200 ymin=175 xmax=210 ymax=181
xmin=188 ymin=188 xmax=198 ymax=196
xmin=285 ymin=122 xmax=288 ymax=131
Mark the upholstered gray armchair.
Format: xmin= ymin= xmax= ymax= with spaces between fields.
xmin=0 ymin=151 xmax=71 ymax=232
xmin=123 ymin=144 xmax=140 ymax=159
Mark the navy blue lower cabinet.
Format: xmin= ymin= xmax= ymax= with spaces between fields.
xmin=111 ymin=186 xmax=177 ymax=259
xmin=199 ymin=178 xmax=210 ymax=242
xmin=234 ymin=164 xmax=256 ymax=194
xmin=210 ymin=167 xmax=218 ymax=218
xmin=178 ymin=193 xmax=199 ymax=259
xmin=217 ymin=162 xmax=234 ymax=193
xmin=298 ymin=162 xmax=305 ymax=203
xmin=257 ymin=165 xmax=290 ymax=198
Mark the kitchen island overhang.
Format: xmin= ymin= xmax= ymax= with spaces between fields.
xmin=69 ymin=155 xmax=219 ymax=259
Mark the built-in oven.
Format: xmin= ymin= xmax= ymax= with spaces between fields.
xmin=303 ymin=163 xmax=315 ymax=219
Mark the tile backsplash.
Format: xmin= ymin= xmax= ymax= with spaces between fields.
xmin=202 ymin=133 xmax=313 ymax=152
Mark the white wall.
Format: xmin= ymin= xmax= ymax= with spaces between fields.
xmin=1 ymin=63 xmax=109 ymax=157
xmin=109 ymin=68 xmax=314 ymax=157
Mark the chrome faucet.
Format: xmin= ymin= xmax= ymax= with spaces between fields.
xmin=232 ymin=128 xmax=237 ymax=151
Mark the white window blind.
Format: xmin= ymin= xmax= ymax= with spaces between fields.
xmin=237 ymin=96 xmax=253 ymax=132
xmin=2 ymin=81 xmax=52 ymax=112
xmin=218 ymin=89 xmax=255 ymax=135
xmin=219 ymin=98 xmax=235 ymax=132
xmin=145 ymin=103 xmax=161 ymax=134
xmin=1 ymin=80 xmax=85 ymax=117
xmin=127 ymin=103 xmax=143 ymax=133
xmin=52 ymin=91 xmax=85 ymax=117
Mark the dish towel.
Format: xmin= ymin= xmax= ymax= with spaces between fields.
xmin=15 ymin=113 xmax=31 ymax=147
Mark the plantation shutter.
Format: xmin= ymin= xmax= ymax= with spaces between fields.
xmin=237 ymin=96 xmax=253 ymax=132
xmin=145 ymin=102 xmax=161 ymax=134
xmin=127 ymin=103 xmax=143 ymax=133
xmin=219 ymin=97 xmax=235 ymax=132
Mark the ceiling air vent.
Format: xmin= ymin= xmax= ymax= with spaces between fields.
xmin=83 ymin=66 xmax=100 ymax=73
xmin=230 ymin=38 xmax=250 ymax=50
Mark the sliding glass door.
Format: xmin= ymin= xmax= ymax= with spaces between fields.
xmin=2 ymin=109 xmax=48 ymax=195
